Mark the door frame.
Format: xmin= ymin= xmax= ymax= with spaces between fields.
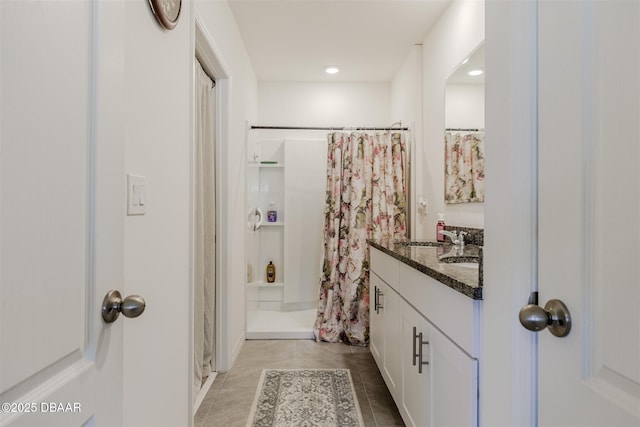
xmin=189 ymin=10 xmax=232 ymax=416
xmin=482 ymin=1 xmax=539 ymax=426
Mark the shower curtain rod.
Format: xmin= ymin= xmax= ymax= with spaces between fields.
xmin=445 ymin=128 xmax=482 ymax=131
xmin=250 ymin=125 xmax=409 ymax=131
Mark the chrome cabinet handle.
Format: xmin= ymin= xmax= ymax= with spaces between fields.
xmin=519 ymin=296 xmax=571 ymax=337
xmin=376 ymin=288 xmax=384 ymax=314
xmin=102 ymin=289 xmax=146 ymax=323
xmin=374 ymin=285 xmax=378 ymax=312
xmin=418 ymin=331 xmax=429 ymax=373
xmin=412 ymin=326 xmax=419 ymax=366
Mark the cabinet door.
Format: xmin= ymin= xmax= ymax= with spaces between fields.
xmin=382 ymin=281 xmax=400 ymax=398
xmin=370 ymin=273 xmax=401 ymax=399
xmin=401 ymin=302 xmax=431 ymax=427
xmin=370 ymin=272 xmax=384 ymax=365
xmin=431 ymin=326 xmax=478 ymax=427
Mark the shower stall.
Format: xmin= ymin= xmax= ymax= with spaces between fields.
xmin=245 ymin=133 xmax=327 ymax=339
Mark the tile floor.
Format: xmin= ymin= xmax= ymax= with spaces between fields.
xmin=195 ymin=339 xmax=405 ymax=427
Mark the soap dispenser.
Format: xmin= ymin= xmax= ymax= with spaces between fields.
xmin=436 ymin=213 xmax=446 ymax=243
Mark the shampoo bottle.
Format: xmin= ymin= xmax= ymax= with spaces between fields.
xmin=436 ymin=213 xmax=446 ymax=243
xmin=266 ymin=261 xmax=276 ymax=283
xmin=267 ymin=201 xmax=277 ymax=222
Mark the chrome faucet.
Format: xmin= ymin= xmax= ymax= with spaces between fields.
xmin=438 ymin=230 xmax=468 ymax=247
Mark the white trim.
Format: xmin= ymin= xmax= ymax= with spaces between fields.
xmin=188 ymin=9 xmax=234 ymax=424
xmin=188 ymin=6 xmax=196 ymax=422
xmin=483 ymin=1 xmax=538 ymax=426
xmin=194 ymin=9 xmax=232 ymax=376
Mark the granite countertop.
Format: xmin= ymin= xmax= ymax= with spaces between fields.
xmin=368 ymin=240 xmax=483 ymax=300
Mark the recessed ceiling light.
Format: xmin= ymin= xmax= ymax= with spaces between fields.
xmin=468 ymin=69 xmax=483 ymax=76
xmin=324 ymin=66 xmax=339 ymax=75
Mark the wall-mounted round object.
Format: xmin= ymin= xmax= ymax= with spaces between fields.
xmin=148 ymin=0 xmax=182 ymax=30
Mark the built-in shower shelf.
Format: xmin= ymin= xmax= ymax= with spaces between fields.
xmin=246 ymin=282 xmax=284 ymax=288
xmin=248 ymin=163 xmax=284 ymax=168
xmin=261 ymin=222 xmax=284 ymax=227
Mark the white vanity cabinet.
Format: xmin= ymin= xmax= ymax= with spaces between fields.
xmin=370 ymin=246 xmax=480 ymax=427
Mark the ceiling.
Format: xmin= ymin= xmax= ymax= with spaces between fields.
xmin=228 ymin=0 xmax=451 ymax=83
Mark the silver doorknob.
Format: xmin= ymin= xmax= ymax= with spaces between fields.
xmin=519 ymin=298 xmax=571 ymax=337
xmin=102 ymin=289 xmax=146 ymax=323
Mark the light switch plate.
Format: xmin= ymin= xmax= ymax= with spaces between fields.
xmin=127 ymin=174 xmax=146 ymax=216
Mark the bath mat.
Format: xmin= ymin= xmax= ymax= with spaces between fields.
xmin=246 ymin=368 xmax=365 ymax=427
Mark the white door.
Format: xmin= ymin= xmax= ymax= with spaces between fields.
xmin=1 ymin=1 xmax=126 ymax=426
xmin=536 ymin=1 xmax=640 ymax=424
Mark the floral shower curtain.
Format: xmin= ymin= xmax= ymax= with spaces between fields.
xmin=314 ymin=131 xmax=407 ymax=345
xmin=444 ymin=131 xmax=485 ymax=203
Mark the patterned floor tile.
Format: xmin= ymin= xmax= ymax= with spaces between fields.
xmin=195 ymin=339 xmax=405 ymax=427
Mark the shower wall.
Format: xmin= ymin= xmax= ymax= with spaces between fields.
xmin=283 ymin=140 xmax=326 ymax=304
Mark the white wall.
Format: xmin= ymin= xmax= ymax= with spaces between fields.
xmin=122 ymin=0 xmax=257 ymax=424
xmin=122 ymin=1 xmax=192 ymax=425
xmin=391 ymin=46 xmax=423 ymax=239
xmin=392 ymin=0 xmax=485 ymax=239
xmin=391 ymin=46 xmax=421 ymax=127
xmin=255 ymin=82 xmax=392 ymax=161
xmin=258 ymin=82 xmax=391 ymax=129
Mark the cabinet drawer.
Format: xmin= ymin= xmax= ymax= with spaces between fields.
xmin=399 ymin=263 xmax=478 ymax=355
xmin=370 ymin=247 xmax=399 ymax=290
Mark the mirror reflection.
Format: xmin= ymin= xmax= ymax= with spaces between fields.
xmin=444 ymin=43 xmax=485 ymax=204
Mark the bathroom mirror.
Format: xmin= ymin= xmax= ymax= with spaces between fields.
xmin=444 ymin=43 xmax=485 ymax=204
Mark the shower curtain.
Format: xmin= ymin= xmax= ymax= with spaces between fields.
xmin=314 ymin=131 xmax=407 ymax=345
xmin=193 ymin=59 xmax=216 ymax=400
xmin=444 ymin=131 xmax=485 ymax=203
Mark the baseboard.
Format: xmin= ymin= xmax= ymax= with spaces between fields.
xmin=230 ymin=330 xmax=246 ymax=367
xmin=193 ymin=372 xmax=217 ymax=415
